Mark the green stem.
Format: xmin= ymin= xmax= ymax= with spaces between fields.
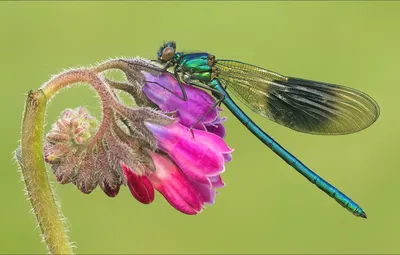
xmin=19 ymin=69 xmax=101 ymax=253
xmin=19 ymin=89 xmax=73 ymax=254
xmin=19 ymin=69 xmax=95 ymax=254
xmin=17 ymin=61 xmax=147 ymax=254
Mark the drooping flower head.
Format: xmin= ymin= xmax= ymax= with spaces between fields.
xmin=123 ymin=72 xmax=232 ymax=214
xmin=142 ymin=73 xmax=227 ymax=137
xmin=44 ymin=59 xmax=232 ymax=215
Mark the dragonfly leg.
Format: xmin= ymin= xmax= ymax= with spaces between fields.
xmin=120 ymin=59 xmax=165 ymax=74
xmin=161 ymin=61 xmax=173 ymax=72
xmin=120 ymin=59 xmax=188 ymax=102
xmin=144 ymin=80 xmax=188 ymax=101
xmin=191 ymin=95 xmax=224 ymax=137
xmin=173 ymin=67 xmax=188 ymax=101
xmin=183 ymin=79 xmax=226 ymax=138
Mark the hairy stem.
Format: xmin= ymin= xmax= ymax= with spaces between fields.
xmin=93 ymin=58 xmax=129 ymax=73
xmin=19 ymin=58 xmax=162 ymax=253
xmin=20 ymin=68 xmax=121 ymax=254
xmin=20 ymin=90 xmax=73 ymax=254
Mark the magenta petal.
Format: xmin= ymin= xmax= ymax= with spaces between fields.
xmin=209 ymin=175 xmax=225 ymax=189
xmin=143 ymin=72 xmax=218 ymax=129
xmin=121 ymin=163 xmax=155 ymax=204
xmin=205 ymin=115 xmax=227 ymax=138
xmin=155 ymin=176 xmax=202 ymax=215
xmin=206 ymin=122 xmax=226 ymax=138
xmin=223 ymin=152 xmax=233 ymax=163
xmin=168 ymin=140 xmax=225 ymax=184
xmin=194 ymin=182 xmax=216 ymax=205
xmin=148 ymin=153 xmax=204 ymax=215
xmin=182 ymin=126 xmax=232 ymax=154
xmin=145 ymin=121 xmax=232 ymax=155
xmin=145 ymin=122 xmax=229 ymax=184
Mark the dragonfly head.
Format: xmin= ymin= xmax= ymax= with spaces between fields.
xmin=157 ymin=41 xmax=176 ymax=63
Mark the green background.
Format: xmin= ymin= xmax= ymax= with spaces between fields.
xmin=1 ymin=1 xmax=399 ymax=254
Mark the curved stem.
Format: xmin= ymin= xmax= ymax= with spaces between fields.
xmin=93 ymin=58 xmax=128 ymax=73
xmin=19 ymin=59 xmax=162 ymax=253
xmin=20 ymin=90 xmax=73 ymax=254
xmin=20 ymin=68 xmax=122 ymax=254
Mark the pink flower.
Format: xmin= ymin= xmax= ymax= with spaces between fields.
xmin=45 ymin=71 xmax=233 ymax=215
xmin=123 ymin=153 xmax=204 ymax=215
xmin=143 ymin=72 xmax=226 ymax=137
xmin=120 ymin=72 xmax=233 ymax=214
xmin=123 ymin=121 xmax=232 ymax=214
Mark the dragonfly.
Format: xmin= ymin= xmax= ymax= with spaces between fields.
xmin=126 ymin=41 xmax=380 ymax=218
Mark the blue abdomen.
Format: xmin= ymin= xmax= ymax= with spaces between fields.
xmin=210 ymin=79 xmax=367 ymax=218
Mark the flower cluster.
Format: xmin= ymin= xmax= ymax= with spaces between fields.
xmin=44 ymin=68 xmax=232 ymax=215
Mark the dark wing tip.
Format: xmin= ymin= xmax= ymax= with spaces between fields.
xmin=284 ymin=77 xmax=380 ymax=135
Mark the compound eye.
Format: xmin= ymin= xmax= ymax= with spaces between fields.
xmin=161 ymin=47 xmax=175 ymax=61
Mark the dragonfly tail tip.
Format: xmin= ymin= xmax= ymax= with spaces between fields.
xmin=360 ymin=211 xmax=367 ymax=219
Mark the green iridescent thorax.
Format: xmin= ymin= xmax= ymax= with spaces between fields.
xmin=172 ymin=52 xmax=184 ymax=63
xmin=175 ymin=52 xmax=217 ymax=83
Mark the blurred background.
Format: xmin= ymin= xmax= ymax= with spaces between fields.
xmin=1 ymin=1 xmax=399 ymax=254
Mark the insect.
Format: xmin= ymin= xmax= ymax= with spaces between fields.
xmin=127 ymin=41 xmax=380 ymax=218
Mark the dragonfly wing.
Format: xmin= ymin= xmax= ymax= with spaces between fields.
xmin=215 ymin=60 xmax=380 ymax=135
